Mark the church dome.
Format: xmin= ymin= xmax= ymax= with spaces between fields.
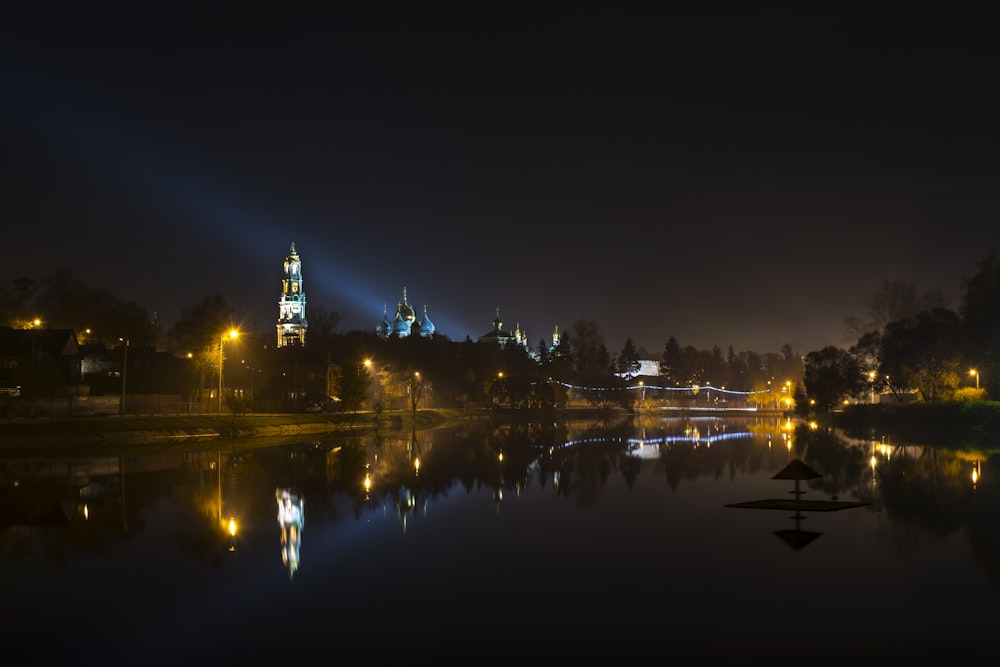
xmin=419 ymin=305 xmax=435 ymax=337
xmin=393 ymin=287 xmax=416 ymax=324
xmin=396 ymin=301 xmax=416 ymax=323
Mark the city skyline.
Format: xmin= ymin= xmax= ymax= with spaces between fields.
xmin=3 ymin=7 xmax=997 ymax=355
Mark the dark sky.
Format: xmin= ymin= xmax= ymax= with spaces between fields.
xmin=3 ymin=5 xmax=998 ymax=356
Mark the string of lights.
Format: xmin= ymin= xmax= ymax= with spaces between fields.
xmin=542 ymin=380 xmax=768 ymax=396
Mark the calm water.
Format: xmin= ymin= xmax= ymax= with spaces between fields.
xmin=2 ymin=414 xmax=998 ymax=663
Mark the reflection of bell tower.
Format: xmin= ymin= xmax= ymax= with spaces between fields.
xmin=276 ymin=242 xmax=307 ymax=347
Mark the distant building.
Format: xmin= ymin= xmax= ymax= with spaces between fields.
xmin=478 ymin=307 xmax=531 ymax=350
xmin=0 ymin=326 xmax=83 ymax=398
xmin=376 ymin=287 xmax=436 ymax=339
xmin=276 ymin=242 xmax=308 ymax=347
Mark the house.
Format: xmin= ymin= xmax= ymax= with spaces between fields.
xmin=0 ymin=326 xmax=85 ymax=399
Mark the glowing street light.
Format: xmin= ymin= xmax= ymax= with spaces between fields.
xmin=218 ymin=328 xmax=239 ymax=413
xmin=970 ymin=368 xmax=979 ymax=391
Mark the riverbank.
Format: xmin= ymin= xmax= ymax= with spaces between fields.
xmin=830 ymin=400 xmax=1000 ymax=450
xmin=7 ymin=401 xmax=995 ymax=459
xmin=0 ymin=409 xmax=479 ymax=457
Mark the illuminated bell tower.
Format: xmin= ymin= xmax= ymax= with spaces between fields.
xmin=276 ymin=242 xmax=307 ymax=347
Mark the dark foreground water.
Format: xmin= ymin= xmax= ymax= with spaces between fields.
xmin=2 ymin=414 xmax=998 ymax=663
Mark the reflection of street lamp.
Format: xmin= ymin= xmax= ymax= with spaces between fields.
xmin=639 ymin=380 xmax=645 ymax=405
xmin=218 ymin=329 xmax=239 ymax=413
xmin=970 ymin=368 xmax=979 ymax=391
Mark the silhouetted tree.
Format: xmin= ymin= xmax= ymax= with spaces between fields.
xmin=617 ymin=337 xmax=640 ymax=378
xmin=880 ymin=307 xmax=963 ymax=401
xmin=960 ymin=248 xmax=1000 ymax=396
xmin=802 ymin=346 xmax=865 ymax=414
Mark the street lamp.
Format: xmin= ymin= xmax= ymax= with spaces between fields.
xmin=219 ymin=328 xmax=239 ymax=413
xmin=119 ymin=337 xmax=129 ymax=417
xmin=970 ymin=368 xmax=979 ymax=391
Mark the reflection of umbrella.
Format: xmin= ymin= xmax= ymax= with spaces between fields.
xmin=774 ymin=527 xmax=823 ymax=550
xmin=772 ymin=459 xmax=822 ymax=502
xmin=773 ymin=502 xmax=822 ymax=550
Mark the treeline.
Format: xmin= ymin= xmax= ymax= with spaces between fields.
xmin=4 ymin=247 xmax=998 ymax=414
xmin=800 ymin=250 xmax=1000 ymax=414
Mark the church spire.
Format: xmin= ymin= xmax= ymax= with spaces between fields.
xmin=276 ymin=242 xmax=307 ymax=347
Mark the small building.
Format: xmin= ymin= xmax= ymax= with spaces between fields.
xmin=0 ymin=326 xmax=85 ymax=399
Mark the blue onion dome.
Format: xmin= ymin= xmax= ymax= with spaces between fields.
xmin=377 ymin=304 xmax=391 ymax=337
xmin=420 ymin=304 xmax=435 ymax=337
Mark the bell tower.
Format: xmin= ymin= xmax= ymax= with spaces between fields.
xmin=276 ymin=242 xmax=307 ymax=347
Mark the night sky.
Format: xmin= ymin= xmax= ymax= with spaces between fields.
xmin=3 ymin=6 xmax=998 ymax=356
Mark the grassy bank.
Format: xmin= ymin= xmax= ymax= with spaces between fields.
xmin=0 ymin=409 xmax=481 ymax=457
xmin=830 ymin=400 xmax=1000 ymax=450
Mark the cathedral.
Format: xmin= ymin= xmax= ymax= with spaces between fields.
xmin=276 ymin=242 xmax=307 ymax=347
xmin=477 ymin=307 xmax=530 ymax=349
xmin=376 ymin=287 xmax=436 ymax=339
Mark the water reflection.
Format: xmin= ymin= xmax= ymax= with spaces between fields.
xmin=276 ymin=487 xmax=303 ymax=578
xmin=1 ymin=415 xmax=998 ymax=660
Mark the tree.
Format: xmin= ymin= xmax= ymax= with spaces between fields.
xmin=661 ymin=335 xmax=681 ymax=384
xmin=880 ymin=308 xmax=963 ymax=401
xmin=570 ymin=319 xmax=609 ymax=377
xmin=33 ymin=268 xmax=152 ymax=346
xmin=304 ymin=305 xmax=343 ymax=356
xmin=617 ymin=337 xmax=640 ymax=378
xmin=802 ymin=346 xmax=865 ymax=414
xmin=844 ymin=280 xmax=949 ymax=344
xmin=960 ymin=248 xmax=1000 ymax=395
xmin=339 ymin=362 xmax=371 ymax=418
xmin=168 ymin=293 xmax=237 ymax=403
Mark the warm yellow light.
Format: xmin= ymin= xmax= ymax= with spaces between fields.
xmin=228 ymin=328 xmax=239 ymax=340
xmin=364 ymin=474 xmax=372 ymax=491
xmin=364 ymin=358 xmax=372 ymax=368
xmin=414 ymin=457 xmax=421 ymax=471
xmin=228 ymin=518 xmax=237 ymax=537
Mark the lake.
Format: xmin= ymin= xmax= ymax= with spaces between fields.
xmin=2 ymin=413 xmax=997 ymax=663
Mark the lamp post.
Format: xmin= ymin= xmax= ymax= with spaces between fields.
xmin=119 ymin=337 xmax=129 ymax=417
xmin=970 ymin=368 xmax=979 ymax=391
xmin=218 ymin=329 xmax=239 ymax=414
